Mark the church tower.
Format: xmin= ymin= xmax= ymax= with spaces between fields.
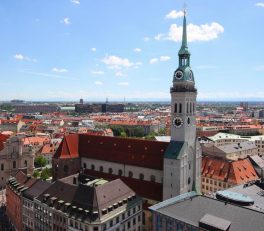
xmin=163 ymin=11 xmax=201 ymax=200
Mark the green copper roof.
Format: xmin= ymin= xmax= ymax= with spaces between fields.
xmin=164 ymin=141 xmax=186 ymax=159
xmin=178 ymin=12 xmax=190 ymax=56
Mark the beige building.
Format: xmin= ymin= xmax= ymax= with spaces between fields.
xmin=207 ymin=132 xmax=264 ymax=156
xmin=202 ymin=140 xmax=257 ymax=161
xmin=0 ymin=135 xmax=35 ymax=187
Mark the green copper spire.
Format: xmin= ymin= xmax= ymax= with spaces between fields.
xmin=178 ymin=10 xmax=190 ymax=56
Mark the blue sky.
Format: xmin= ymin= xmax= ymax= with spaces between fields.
xmin=0 ymin=0 xmax=264 ymax=101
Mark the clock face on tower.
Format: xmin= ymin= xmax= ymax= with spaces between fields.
xmin=173 ymin=117 xmax=183 ymax=128
xmin=174 ymin=70 xmax=183 ymax=80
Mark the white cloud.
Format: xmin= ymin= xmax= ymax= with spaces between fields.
xmin=91 ymin=47 xmax=96 ymax=52
xmin=133 ymin=48 xmax=141 ymax=52
xmin=71 ymin=0 xmax=80 ymax=5
xmin=155 ymin=22 xmax=224 ymax=42
xmin=165 ymin=10 xmax=184 ymax=19
xmin=117 ymin=82 xmax=129 ymax=86
xmin=256 ymin=2 xmax=264 ymax=7
xmin=115 ymin=71 xmax=126 ymax=77
xmin=52 ymin=67 xmax=68 ymax=73
xmin=102 ymin=55 xmax=140 ymax=69
xmin=14 ymin=54 xmax=24 ymax=60
xmin=61 ymin=18 xmax=71 ymax=25
xmin=94 ymin=81 xmax=103 ymax=85
xmin=144 ymin=36 xmax=150 ymax=41
xmin=13 ymin=54 xmax=37 ymax=62
xmin=91 ymin=70 xmax=104 ymax=75
xmin=154 ymin=33 xmax=165 ymax=41
xmin=149 ymin=58 xmax=159 ymax=64
xmin=149 ymin=56 xmax=170 ymax=64
xmin=160 ymin=56 xmax=171 ymax=61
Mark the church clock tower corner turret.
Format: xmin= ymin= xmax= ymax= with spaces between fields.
xmin=163 ymin=11 xmax=201 ymax=200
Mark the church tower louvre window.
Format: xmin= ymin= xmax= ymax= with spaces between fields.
xmin=163 ymin=10 xmax=202 ymax=200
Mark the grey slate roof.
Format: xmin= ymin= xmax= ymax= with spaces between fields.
xmin=151 ymin=193 xmax=264 ymax=231
xmin=218 ymin=141 xmax=256 ymax=154
xmin=249 ymin=155 xmax=264 ymax=168
xmin=23 ymin=180 xmax=51 ymax=200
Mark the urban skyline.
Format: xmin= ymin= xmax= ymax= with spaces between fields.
xmin=0 ymin=0 xmax=264 ymax=101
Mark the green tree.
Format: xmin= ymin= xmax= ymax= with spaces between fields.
xmin=33 ymin=170 xmax=40 ymax=178
xmin=35 ymin=155 xmax=48 ymax=168
xmin=40 ymin=167 xmax=52 ymax=180
xmin=110 ymin=125 xmax=125 ymax=136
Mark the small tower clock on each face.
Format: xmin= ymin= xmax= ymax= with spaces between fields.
xmin=173 ymin=117 xmax=183 ymax=128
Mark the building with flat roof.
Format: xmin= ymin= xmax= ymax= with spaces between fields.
xmin=149 ymin=191 xmax=264 ymax=231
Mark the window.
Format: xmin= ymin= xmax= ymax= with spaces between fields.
xmin=179 ymin=103 xmax=182 ymax=113
xmin=1 ymin=164 xmax=4 ymax=171
xmin=127 ymin=221 xmax=131 ymax=229
xmin=118 ymin=169 xmax=122 ymax=176
xmin=91 ymin=164 xmax=95 ymax=170
xmin=188 ymin=177 xmax=191 ymax=185
xmin=99 ymin=166 xmax=103 ymax=172
xmin=133 ymin=218 xmax=136 ymax=225
xmin=174 ymin=103 xmax=177 ymax=113
xmin=128 ymin=171 xmax=133 ymax=178
xmin=83 ymin=163 xmax=87 ymax=169
xmin=150 ymin=175 xmax=156 ymax=182
xmin=24 ymin=160 xmax=27 ymax=167
xmin=186 ymin=102 xmax=189 ymax=113
xmin=13 ymin=161 xmax=16 ymax=169
xmin=139 ymin=173 xmax=144 ymax=180
xmin=108 ymin=168 xmax=113 ymax=174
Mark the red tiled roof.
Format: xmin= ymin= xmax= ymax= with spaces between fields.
xmin=54 ymin=134 xmax=79 ymax=159
xmin=55 ymin=134 xmax=168 ymax=170
xmin=202 ymin=156 xmax=259 ymax=184
xmin=0 ymin=133 xmax=9 ymax=151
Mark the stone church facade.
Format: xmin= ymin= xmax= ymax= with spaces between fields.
xmin=52 ymin=12 xmax=201 ymax=203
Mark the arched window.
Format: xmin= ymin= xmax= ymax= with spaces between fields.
xmin=128 ymin=171 xmax=133 ymax=178
xmin=186 ymin=102 xmax=189 ymax=113
xmin=13 ymin=161 xmax=16 ymax=169
xmin=24 ymin=160 xmax=27 ymax=167
xmin=139 ymin=173 xmax=144 ymax=180
xmin=190 ymin=103 xmax=192 ymax=113
xmin=91 ymin=164 xmax=95 ymax=170
xmin=63 ymin=165 xmax=68 ymax=173
xmin=150 ymin=175 xmax=156 ymax=182
xmin=1 ymin=164 xmax=4 ymax=171
xmin=118 ymin=169 xmax=123 ymax=176
xmin=99 ymin=166 xmax=104 ymax=172
xmin=174 ymin=103 xmax=177 ymax=113
xmin=83 ymin=163 xmax=87 ymax=169
xmin=108 ymin=168 xmax=113 ymax=174
xmin=188 ymin=177 xmax=191 ymax=185
xmin=179 ymin=103 xmax=182 ymax=113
